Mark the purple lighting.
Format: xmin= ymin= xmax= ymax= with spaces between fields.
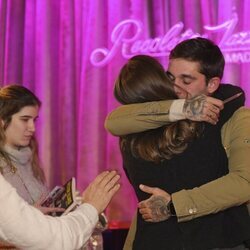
xmin=90 ymin=12 xmax=250 ymax=67
xmin=90 ymin=19 xmax=143 ymax=67
xmin=1 ymin=1 xmax=250 ymax=226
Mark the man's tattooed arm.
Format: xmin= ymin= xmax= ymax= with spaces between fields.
xmin=183 ymin=95 xmax=223 ymax=124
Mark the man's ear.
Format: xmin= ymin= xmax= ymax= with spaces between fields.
xmin=207 ymin=77 xmax=220 ymax=94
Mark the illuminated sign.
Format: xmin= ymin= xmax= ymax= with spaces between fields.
xmin=90 ymin=12 xmax=250 ymax=67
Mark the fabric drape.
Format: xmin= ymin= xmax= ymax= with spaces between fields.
xmin=0 ymin=0 xmax=249 ymax=223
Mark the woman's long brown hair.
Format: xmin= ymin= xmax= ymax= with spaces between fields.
xmin=114 ymin=55 xmax=201 ymax=163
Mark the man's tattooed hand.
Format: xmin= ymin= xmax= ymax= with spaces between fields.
xmin=183 ymin=94 xmax=223 ymax=124
xmin=138 ymin=185 xmax=172 ymax=222
xmin=183 ymin=95 xmax=206 ymax=119
xmin=147 ymin=196 xmax=171 ymax=222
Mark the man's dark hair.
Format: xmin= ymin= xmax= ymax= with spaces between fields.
xmin=170 ymin=37 xmax=225 ymax=83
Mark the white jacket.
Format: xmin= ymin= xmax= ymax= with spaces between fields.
xmin=0 ymin=173 xmax=98 ymax=250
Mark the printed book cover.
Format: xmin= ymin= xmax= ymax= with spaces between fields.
xmin=42 ymin=177 xmax=78 ymax=216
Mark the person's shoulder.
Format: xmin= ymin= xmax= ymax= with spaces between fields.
xmin=233 ymin=106 xmax=250 ymax=115
xmin=218 ymin=83 xmax=245 ymax=103
xmin=219 ymin=83 xmax=244 ymax=94
xmin=229 ymin=106 xmax=250 ymax=123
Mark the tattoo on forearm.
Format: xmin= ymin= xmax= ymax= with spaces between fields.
xmin=183 ymin=95 xmax=206 ymax=120
xmin=148 ymin=196 xmax=171 ymax=222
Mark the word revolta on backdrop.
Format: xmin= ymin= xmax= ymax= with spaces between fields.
xmin=90 ymin=12 xmax=250 ymax=67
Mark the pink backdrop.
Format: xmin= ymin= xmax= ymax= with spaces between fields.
xmin=0 ymin=0 xmax=249 ymax=225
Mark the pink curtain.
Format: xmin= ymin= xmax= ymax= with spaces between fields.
xmin=0 ymin=0 xmax=249 ymax=224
